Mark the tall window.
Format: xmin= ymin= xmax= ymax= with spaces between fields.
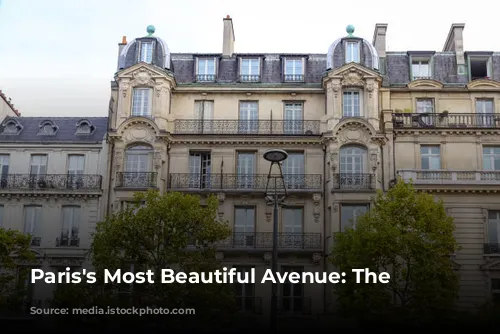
xmin=194 ymin=100 xmax=214 ymax=133
xmin=487 ymin=211 xmax=500 ymax=255
xmin=343 ymin=91 xmax=361 ymax=117
xmin=345 ymin=42 xmax=360 ymax=63
xmin=67 ymin=155 xmax=85 ymax=189
xmin=24 ymin=206 xmax=42 ymax=246
xmin=123 ymin=145 xmax=154 ymax=187
xmin=339 ymin=145 xmax=367 ymax=188
xmin=188 ymin=151 xmax=211 ymax=188
xmin=239 ymin=102 xmax=258 ymax=134
xmin=197 ymin=58 xmax=216 ymax=81
xmin=234 ymin=207 xmax=255 ymax=247
xmin=281 ymin=266 xmax=304 ymax=313
xmin=492 ymin=279 xmax=500 ymax=305
xmin=30 ymin=155 xmax=47 ymax=175
xmin=284 ymin=58 xmax=304 ymax=82
xmin=420 ymin=145 xmax=441 ymax=170
xmin=233 ymin=266 xmax=256 ymax=312
xmin=0 ymin=154 xmax=9 ymax=188
xmin=483 ymin=147 xmax=500 ymax=171
xmin=236 ymin=152 xmax=255 ymax=189
xmin=284 ymin=103 xmax=303 ymax=134
xmin=59 ymin=206 xmax=80 ymax=247
xmin=341 ymin=204 xmax=368 ymax=231
xmin=412 ymin=60 xmax=431 ymax=79
xmin=140 ymin=42 xmax=153 ymax=63
xmin=131 ymin=88 xmax=153 ymax=117
xmin=282 ymin=208 xmax=303 ymax=248
xmin=476 ymin=99 xmax=494 ymax=127
xmin=282 ymin=153 xmax=305 ymax=189
xmin=416 ymin=99 xmax=435 ymax=126
xmin=240 ymin=59 xmax=260 ymax=81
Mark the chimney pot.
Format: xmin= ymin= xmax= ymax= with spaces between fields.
xmin=226 ymin=15 xmax=230 ymax=19
xmin=121 ymin=36 xmax=127 ymax=44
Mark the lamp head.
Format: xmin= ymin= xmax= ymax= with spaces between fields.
xmin=263 ymin=149 xmax=288 ymax=163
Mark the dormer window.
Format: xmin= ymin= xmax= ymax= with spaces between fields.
xmin=75 ymin=119 xmax=95 ymax=135
xmin=140 ymin=42 xmax=153 ymax=63
xmin=37 ymin=120 xmax=58 ymax=136
xmin=469 ymin=54 xmax=492 ymax=80
xmin=240 ymin=58 xmax=260 ymax=82
xmin=284 ymin=58 xmax=304 ymax=82
xmin=196 ymin=58 xmax=216 ymax=82
xmin=345 ymin=41 xmax=360 ymax=63
xmin=1 ymin=119 xmax=22 ymax=135
xmin=411 ymin=59 xmax=431 ymax=80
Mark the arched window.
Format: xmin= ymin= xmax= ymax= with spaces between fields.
xmin=339 ymin=145 xmax=368 ymax=188
xmin=122 ymin=145 xmax=154 ymax=188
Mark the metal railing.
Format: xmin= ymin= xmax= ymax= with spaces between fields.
xmin=218 ymin=232 xmax=322 ymax=250
xmin=239 ymin=74 xmax=260 ymax=82
xmin=0 ymin=174 xmax=102 ymax=191
xmin=398 ymin=170 xmax=500 ymax=185
xmin=196 ymin=74 xmax=216 ymax=82
xmin=484 ymin=243 xmax=499 ymax=254
xmin=169 ymin=173 xmax=322 ymax=191
xmin=56 ymin=237 xmax=80 ymax=247
xmin=332 ymin=173 xmax=376 ymax=190
xmin=173 ymin=119 xmax=321 ymax=135
xmin=392 ymin=113 xmax=500 ymax=129
xmin=284 ymin=74 xmax=304 ymax=82
xmin=115 ymin=172 xmax=157 ymax=188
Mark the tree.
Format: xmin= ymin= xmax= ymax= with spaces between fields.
xmin=53 ymin=190 xmax=234 ymax=329
xmin=0 ymin=228 xmax=35 ymax=313
xmin=329 ymin=179 xmax=459 ymax=327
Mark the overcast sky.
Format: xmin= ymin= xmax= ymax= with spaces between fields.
xmin=0 ymin=0 xmax=498 ymax=117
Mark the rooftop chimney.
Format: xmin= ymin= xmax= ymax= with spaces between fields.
xmin=372 ymin=23 xmax=388 ymax=57
xmin=443 ymin=24 xmax=466 ymax=75
xmin=222 ymin=15 xmax=235 ymax=57
xmin=117 ymin=36 xmax=128 ymax=71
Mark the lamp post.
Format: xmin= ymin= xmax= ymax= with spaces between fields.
xmin=263 ymin=149 xmax=288 ymax=334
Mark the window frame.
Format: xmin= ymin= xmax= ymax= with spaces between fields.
xmin=131 ymin=87 xmax=153 ymax=117
xmin=340 ymin=203 xmax=370 ymax=232
xmin=482 ymin=146 xmax=500 ymax=171
xmin=139 ymin=41 xmax=154 ymax=63
xmin=196 ymin=57 xmax=217 ymax=82
xmin=345 ymin=41 xmax=360 ymax=63
xmin=411 ymin=56 xmax=432 ymax=80
xmin=240 ymin=58 xmax=261 ymax=82
xmin=420 ymin=145 xmax=441 ymax=170
xmin=283 ymin=57 xmax=305 ymax=82
xmin=342 ymin=90 xmax=362 ymax=117
xmin=468 ymin=55 xmax=492 ymax=80
xmin=60 ymin=206 xmax=81 ymax=246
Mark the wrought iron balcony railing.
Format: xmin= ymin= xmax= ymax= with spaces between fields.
xmin=239 ymin=74 xmax=260 ymax=82
xmin=284 ymin=74 xmax=304 ymax=82
xmin=332 ymin=173 xmax=376 ymax=190
xmin=173 ymin=119 xmax=321 ymax=135
xmin=217 ymin=232 xmax=322 ymax=250
xmin=278 ymin=296 xmax=311 ymax=315
xmin=169 ymin=173 xmax=322 ymax=191
xmin=392 ymin=112 xmax=500 ymax=129
xmin=115 ymin=172 xmax=157 ymax=188
xmin=196 ymin=74 xmax=216 ymax=82
xmin=56 ymin=237 xmax=80 ymax=247
xmin=30 ymin=237 xmax=41 ymax=247
xmin=484 ymin=243 xmax=499 ymax=254
xmin=398 ymin=170 xmax=500 ymax=185
xmin=235 ymin=296 xmax=262 ymax=314
xmin=0 ymin=174 xmax=102 ymax=191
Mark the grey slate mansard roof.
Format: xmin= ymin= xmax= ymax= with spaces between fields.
xmin=0 ymin=117 xmax=109 ymax=144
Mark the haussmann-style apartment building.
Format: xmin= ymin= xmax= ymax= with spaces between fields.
xmin=2 ymin=16 xmax=500 ymax=314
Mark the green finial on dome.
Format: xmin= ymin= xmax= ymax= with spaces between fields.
xmin=146 ymin=25 xmax=155 ymax=36
xmin=346 ymin=24 xmax=355 ymax=37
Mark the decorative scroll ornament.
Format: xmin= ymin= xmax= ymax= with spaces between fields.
xmin=341 ymin=69 xmax=365 ymax=87
xmin=313 ymin=193 xmax=321 ymax=223
xmin=132 ymin=68 xmax=155 ymax=86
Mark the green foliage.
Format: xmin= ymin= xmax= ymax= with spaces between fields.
xmin=329 ymin=179 xmax=459 ymax=323
xmin=0 ymin=228 xmax=35 ymax=313
xmin=53 ymin=190 xmax=234 ymax=325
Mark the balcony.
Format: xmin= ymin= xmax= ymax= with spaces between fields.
xmin=283 ymin=74 xmax=304 ymax=82
xmin=56 ymin=237 xmax=80 ymax=247
xmin=173 ymin=120 xmax=321 ymax=135
xmin=115 ymin=172 xmax=157 ymax=188
xmin=217 ymin=232 xmax=322 ymax=251
xmin=196 ymin=74 xmax=216 ymax=82
xmin=398 ymin=170 xmax=500 ymax=186
xmin=0 ymin=174 xmax=102 ymax=192
xmin=239 ymin=74 xmax=260 ymax=82
xmin=332 ymin=173 xmax=376 ymax=191
xmin=392 ymin=112 xmax=500 ymax=129
xmin=169 ymin=173 xmax=322 ymax=192
xmin=484 ymin=243 xmax=500 ymax=254
xmin=235 ymin=296 xmax=262 ymax=314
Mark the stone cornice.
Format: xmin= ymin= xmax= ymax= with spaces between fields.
xmin=170 ymin=137 xmax=322 ymax=146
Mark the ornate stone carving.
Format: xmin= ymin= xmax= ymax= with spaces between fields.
xmin=155 ymin=82 xmax=169 ymax=97
xmin=217 ymin=193 xmax=226 ymax=220
xmin=120 ymin=81 xmax=130 ymax=97
xmin=215 ymin=252 xmax=224 ymax=262
xmin=132 ymin=68 xmax=155 ymax=86
xmin=312 ymin=253 xmax=322 ymax=265
xmin=124 ymin=125 xmax=155 ymax=144
xmin=48 ymin=257 xmax=84 ymax=267
xmin=265 ymin=206 xmax=272 ymax=223
xmin=329 ymin=152 xmax=338 ymax=172
xmin=366 ymin=82 xmax=374 ymax=98
xmin=341 ymin=69 xmax=365 ymax=87
xmin=332 ymin=83 xmax=341 ymax=98
xmin=333 ymin=203 xmax=339 ymax=212
xmin=153 ymin=149 xmax=165 ymax=169
xmin=338 ymin=122 xmax=368 ymax=146
xmin=263 ymin=252 xmax=272 ymax=265
xmin=114 ymin=149 xmax=124 ymax=170
xmin=313 ymin=193 xmax=321 ymax=224
xmin=369 ymin=149 xmax=378 ymax=171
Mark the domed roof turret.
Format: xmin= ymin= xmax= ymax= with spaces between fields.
xmin=326 ymin=25 xmax=380 ymax=71
xmin=118 ymin=25 xmax=171 ymax=70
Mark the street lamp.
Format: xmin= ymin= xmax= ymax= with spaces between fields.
xmin=263 ymin=149 xmax=288 ymax=333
